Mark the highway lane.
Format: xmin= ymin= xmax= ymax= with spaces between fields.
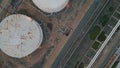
xmin=63 ymin=0 xmax=110 ymax=67
xmin=87 ymin=20 xmax=120 ymax=68
xmin=52 ymin=0 xmax=111 ymax=67
xmin=51 ymin=0 xmax=100 ymax=68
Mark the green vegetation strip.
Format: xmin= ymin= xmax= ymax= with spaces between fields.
xmin=92 ymin=41 xmax=100 ymax=50
xmin=74 ymin=61 xmax=80 ymax=68
xmin=109 ymin=6 xmax=114 ymax=12
xmin=89 ymin=26 xmax=101 ymax=40
xmin=78 ymin=62 xmax=84 ymax=68
xmin=100 ymin=15 xmax=109 ymax=26
xmin=98 ymin=31 xmax=106 ymax=42
xmin=111 ymin=61 xmax=119 ymax=68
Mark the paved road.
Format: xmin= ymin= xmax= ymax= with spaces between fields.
xmin=87 ymin=20 xmax=120 ymax=68
xmin=51 ymin=0 xmax=100 ymax=68
xmin=63 ymin=0 xmax=110 ymax=67
xmin=52 ymin=0 xmax=112 ymax=67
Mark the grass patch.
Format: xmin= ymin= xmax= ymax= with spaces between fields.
xmin=92 ymin=41 xmax=100 ymax=50
xmin=74 ymin=61 xmax=80 ymax=68
xmin=98 ymin=32 xmax=106 ymax=42
xmin=100 ymin=15 xmax=109 ymax=26
xmin=89 ymin=26 xmax=101 ymax=40
xmin=78 ymin=62 xmax=84 ymax=68
xmin=109 ymin=6 xmax=114 ymax=12
xmin=111 ymin=61 xmax=119 ymax=68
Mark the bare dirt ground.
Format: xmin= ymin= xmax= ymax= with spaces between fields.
xmin=43 ymin=0 xmax=94 ymax=68
xmin=0 ymin=0 xmax=94 ymax=68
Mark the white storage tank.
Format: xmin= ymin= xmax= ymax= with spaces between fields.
xmin=0 ymin=14 xmax=43 ymax=58
xmin=32 ymin=0 xmax=69 ymax=13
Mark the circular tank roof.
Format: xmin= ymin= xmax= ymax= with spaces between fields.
xmin=0 ymin=14 xmax=43 ymax=58
xmin=32 ymin=0 xmax=69 ymax=13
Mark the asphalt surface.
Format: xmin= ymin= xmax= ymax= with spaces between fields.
xmin=62 ymin=0 xmax=110 ymax=67
xmin=51 ymin=0 xmax=100 ymax=68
